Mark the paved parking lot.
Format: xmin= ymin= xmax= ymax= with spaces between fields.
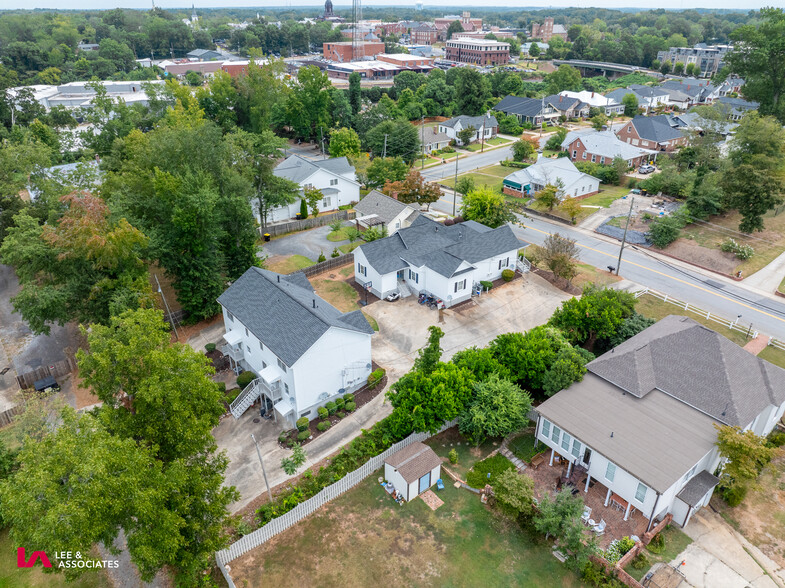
xmin=260 ymin=223 xmax=349 ymax=261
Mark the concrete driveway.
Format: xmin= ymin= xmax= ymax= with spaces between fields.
xmin=260 ymin=224 xmax=350 ymax=261
xmin=668 ymin=511 xmax=785 ymax=588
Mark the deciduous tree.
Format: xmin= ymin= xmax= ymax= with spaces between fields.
xmin=715 ymin=425 xmax=774 ymax=491
xmin=382 ymin=168 xmax=441 ymax=210
xmin=328 ymin=126 xmax=361 ymax=158
xmin=461 ymin=187 xmax=516 ymax=228
xmin=458 ymin=374 xmax=532 ymax=444
xmin=366 ymin=156 xmax=408 ymax=188
xmin=494 ymin=469 xmax=535 ymax=518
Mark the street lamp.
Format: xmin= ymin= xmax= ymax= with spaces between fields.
xmin=251 ymin=434 xmax=273 ymax=503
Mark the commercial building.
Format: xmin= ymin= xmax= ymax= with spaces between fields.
xmin=323 ymin=41 xmax=386 ymax=62
xmin=326 ymin=54 xmax=433 ymax=80
xmin=435 ymin=11 xmax=482 ymax=40
xmin=530 ymin=17 xmax=569 ymax=42
xmin=10 ymin=80 xmax=164 ymax=111
xmin=411 ymin=23 xmax=439 ymax=45
xmin=445 ymin=38 xmax=510 ymax=66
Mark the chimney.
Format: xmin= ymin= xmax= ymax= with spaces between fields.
xmin=559 ymin=95 xmax=563 ymax=102
xmin=312 ymin=299 xmax=316 ymax=308
xmin=277 ymin=275 xmax=280 ymax=282
xmin=591 ymin=92 xmax=595 ymax=98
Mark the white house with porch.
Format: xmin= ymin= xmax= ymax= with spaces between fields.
xmin=217 ymin=268 xmax=374 ymax=427
xmin=438 ymin=114 xmax=498 ymax=145
xmin=353 ymin=215 xmax=525 ymax=307
xmin=264 ymin=154 xmax=361 ymax=224
xmin=535 ymin=315 xmax=785 ymax=531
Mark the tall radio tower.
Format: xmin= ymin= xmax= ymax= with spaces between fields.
xmin=351 ymin=0 xmax=363 ymax=61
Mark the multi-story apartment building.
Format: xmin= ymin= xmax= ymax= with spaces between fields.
xmin=445 ymin=38 xmax=510 ymax=66
xmin=656 ymin=44 xmax=731 ymax=78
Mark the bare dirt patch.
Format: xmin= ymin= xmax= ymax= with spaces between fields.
xmin=662 ymin=238 xmax=739 ymax=276
xmin=70 ymin=370 xmax=100 ymax=409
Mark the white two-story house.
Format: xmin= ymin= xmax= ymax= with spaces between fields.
xmin=266 ymin=154 xmax=361 ymax=223
xmin=218 ymin=268 xmax=374 ymax=427
xmin=353 ymin=215 xmax=525 ymax=307
xmin=535 ymin=315 xmax=785 ymax=531
xmin=438 ymin=114 xmax=498 ymax=145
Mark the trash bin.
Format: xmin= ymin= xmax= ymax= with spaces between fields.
xmin=264 ymin=233 xmax=271 ymax=242
xmin=295 ymin=213 xmax=302 ymax=220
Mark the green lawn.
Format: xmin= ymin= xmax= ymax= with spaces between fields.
xmin=477 ymin=164 xmax=516 ymax=179
xmin=461 ymin=142 xmax=484 ymax=152
xmin=623 ymin=525 xmax=693 ymax=582
xmin=508 ymin=431 xmax=544 ymax=463
xmin=486 ymin=137 xmax=511 ymax=146
xmin=580 ymin=187 xmax=630 ymax=208
xmin=311 ymin=276 xmax=360 ymax=313
xmin=757 ymin=345 xmax=785 ymax=369
xmin=265 ymin=254 xmax=315 ymax=275
xmin=442 ymin=173 xmax=504 ymax=193
xmin=326 ymin=227 xmax=350 ymax=242
xmin=338 ymin=242 xmax=361 ymax=254
xmin=635 ymin=293 xmax=750 ymax=347
xmin=0 ymin=529 xmax=110 ymax=588
xmin=527 ymin=199 xmax=595 ymax=225
xmin=573 ymin=262 xmax=623 ymax=289
xmin=229 ymin=475 xmax=583 ymax=587
xmin=426 ymin=430 xmax=498 ymax=481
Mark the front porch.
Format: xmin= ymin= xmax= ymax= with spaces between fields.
xmin=529 ymin=451 xmax=649 ymax=549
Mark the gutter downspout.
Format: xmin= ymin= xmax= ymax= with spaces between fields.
xmin=646 ymin=490 xmax=662 ymax=533
xmin=534 ymin=413 xmax=541 ymax=449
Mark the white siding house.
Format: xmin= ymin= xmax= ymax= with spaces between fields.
xmin=438 ymin=114 xmax=498 ymax=145
xmin=265 ymin=154 xmax=361 ymax=224
xmin=503 ymin=157 xmax=600 ymax=199
xmin=218 ymin=268 xmax=374 ymax=427
xmin=353 ymin=190 xmax=420 ymax=235
xmin=354 ymin=216 xmax=524 ymax=306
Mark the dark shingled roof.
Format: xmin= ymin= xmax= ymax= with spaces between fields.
xmin=217 ymin=268 xmax=373 ymax=366
xmin=385 ymin=441 xmax=442 ymax=484
xmin=587 ymin=315 xmax=785 ymax=428
xmin=354 ymin=190 xmax=419 ymax=226
xmin=677 ymin=470 xmax=720 ymax=507
xmin=628 ymin=115 xmax=683 ymax=143
xmin=357 ymin=216 xmax=523 ymax=278
xmin=493 ymin=95 xmax=546 ymax=118
xmin=440 ymin=114 xmax=498 ymax=129
xmin=274 ymin=154 xmax=356 ymax=184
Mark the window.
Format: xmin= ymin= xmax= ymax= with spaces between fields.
xmin=285 ymin=383 xmax=290 ymax=395
xmin=357 ymin=262 xmax=367 ymax=277
xmin=299 ymin=409 xmax=308 ymax=418
xmin=541 ymin=419 xmax=551 ymax=438
xmin=605 ymin=462 xmax=616 ymax=482
xmin=227 ymin=312 xmax=234 ymax=322
xmin=277 ymin=358 xmax=288 ymax=372
xmin=591 ymin=154 xmax=596 ymax=163
xmin=600 ymin=157 xmax=605 ymax=165
xmin=551 ymin=425 xmax=561 ymax=444
xmin=329 ymin=178 xmax=338 ymax=186
xmin=498 ymin=257 xmax=510 ymax=270
xmin=245 ymin=327 xmax=249 ymax=336
xmin=409 ymin=269 xmax=419 ymax=284
xmin=454 ymin=279 xmax=466 ymax=293
xmin=259 ymin=341 xmax=264 ymax=351
xmin=571 ymin=439 xmax=582 ymax=459
xmin=322 ymin=197 xmax=332 ymax=208
xmin=561 ymin=432 xmax=571 ymax=452
xmin=627 ymin=126 xmax=631 ymax=133
xmin=635 ymin=482 xmax=648 ymax=503
xmin=632 ymin=139 xmax=639 ymax=146
xmin=582 ymin=151 xmax=587 ymax=159
xmin=572 ymin=150 xmax=577 ymax=158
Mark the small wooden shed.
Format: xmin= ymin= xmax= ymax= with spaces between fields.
xmin=384 ymin=441 xmax=442 ymax=502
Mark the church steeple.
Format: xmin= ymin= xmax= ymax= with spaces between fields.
xmin=191 ymin=4 xmax=197 ymax=22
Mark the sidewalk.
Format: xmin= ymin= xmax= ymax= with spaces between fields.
xmin=742 ymin=250 xmax=785 ymax=293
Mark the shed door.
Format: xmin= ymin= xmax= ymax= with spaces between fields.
xmin=418 ymin=472 xmax=431 ymax=495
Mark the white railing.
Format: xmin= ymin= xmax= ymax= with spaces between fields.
xmin=215 ymin=418 xmax=459 ymax=581
xmin=634 ymin=288 xmax=766 ymax=341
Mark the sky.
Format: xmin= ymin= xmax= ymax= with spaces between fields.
xmin=0 ymin=1 xmax=762 ymax=10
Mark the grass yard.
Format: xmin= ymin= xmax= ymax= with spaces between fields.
xmin=338 ymin=241 xmax=361 ymax=254
xmin=527 ymin=199 xmax=595 ymax=225
xmin=635 ymin=293 xmax=750 ymax=347
xmin=580 ymin=187 xmax=630 ymax=208
xmin=573 ymin=263 xmax=623 ymax=290
xmin=757 ymin=345 xmax=785 ymax=370
xmin=426 ymin=428 xmax=499 ymax=481
xmin=0 ymin=529 xmax=110 ymax=588
xmin=265 ymin=254 xmax=314 ymax=275
xmin=326 ymin=227 xmax=350 ymax=242
xmin=623 ymin=524 xmax=693 ymax=582
xmin=508 ymin=431 xmax=544 ymax=463
xmin=486 ymin=137 xmax=511 ymax=146
xmin=307 ymin=269 xmax=379 ymax=332
xmin=228 ymin=474 xmax=583 ymax=588
xmin=679 ymin=209 xmax=785 ymax=277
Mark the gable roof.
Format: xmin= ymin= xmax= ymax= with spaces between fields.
xmin=354 ymin=190 xmax=420 ymax=226
xmin=357 ymin=215 xmax=522 ymax=278
xmin=717 ymin=96 xmax=759 ymax=111
xmin=440 ymin=114 xmax=498 ymax=130
xmin=494 ymin=95 xmax=547 ymax=118
xmin=504 ymin=157 xmax=599 ymax=190
xmin=587 ymin=315 xmax=785 ymax=428
xmin=545 ymin=94 xmax=586 ymax=113
xmin=274 ymin=154 xmax=356 ymax=185
xmin=217 ymin=268 xmax=373 ymax=366
xmin=421 ymin=126 xmax=450 ymax=146
xmin=385 ymin=441 xmax=442 ymax=483
xmin=563 ymin=131 xmax=656 ymax=160
xmin=627 ymin=115 xmax=683 ymax=143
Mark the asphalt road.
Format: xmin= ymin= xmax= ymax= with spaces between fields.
xmin=509 ymin=216 xmax=785 ymax=341
xmin=420 ymin=145 xmax=513 ymax=183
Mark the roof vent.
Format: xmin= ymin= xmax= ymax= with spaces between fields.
xmin=277 ymin=275 xmax=280 ymax=283
xmin=610 ymin=431 xmax=614 ymax=438
xmin=313 ymin=299 xmax=316 ymax=308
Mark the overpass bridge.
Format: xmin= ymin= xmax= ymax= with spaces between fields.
xmin=553 ymin=59 xmax=660 ymax=80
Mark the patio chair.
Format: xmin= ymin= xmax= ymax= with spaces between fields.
xmin=581 ymin=506 xmax=592 ymax=524
xmin=436 ymin=478 xmax=445 ymax=491
xmin=593 ymin=519 xmax=606 ymax=536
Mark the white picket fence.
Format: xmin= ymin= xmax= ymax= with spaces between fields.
xmin=634 ymin=288 xmax=766 ymax=341
xmin=215 ymin=419 xmax=459 ymax=587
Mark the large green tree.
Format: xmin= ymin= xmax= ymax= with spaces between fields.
xmin=366 ymin=156 xmax=408 ymax=188
xmin=546 ymin=64 xmax=583 ymax=95
xmin=329 ymin=126 xmax=362 ymax=158
xmin=458 ymin=374 xmax=532 ymax=445
xmin=455 ymin=68 xmax=491 ymax=116
xmin=366 ymin=119 xmax=420 ymax=161
xmin=461 ymin=187 xmax=516 ymax=228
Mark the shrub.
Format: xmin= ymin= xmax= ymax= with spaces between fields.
xmin=205 ymin=343 xmax=216 ymax=352
xmin=721 ymin=483 xmax=748 ymax=507
xmin=296 ymin=416 xmax=310 ymax=432
xmin=627 ymin=177 xmax=638 ymax=189
xmin=299 ymin=199 xmax=308 ymax=219
xmin=335 ymin=397 xmax=345 ymax=410
xmin=331 ymin=248 xmax=340 ymax=258
xmin=329 ymin=220 xmax=343 ymax=232
xmin=217 ymin=381 xmax=226 ymax=393
xmin=317 ymin=406 xmax=329 ymax=420
xmin=317 ymin=251 xmax=326 ymax=263
xmin=343 ymin=393 xmax=355 ymax=403
xmin=766 ymin=429 xmax=785 ymax=448
xmin=297 ymin=430 xmax=311 ymax=442
xmin=236 ymin=371 xmax=256 ymax=389
xmin=647 ymin=215 xmax=682 ymax=249
xmin=466 ymin=454 xmax=515 ymax=488
xmin=441 ymin=145 xmax=455 ymax=153
xmin=448 ymin=448 xmax=458 ymax=464
xmin=317 ymin=421 xmax=331 ymax=432
xmin=480 ymin=280 xmax=493 ymax=290
xmin=501 ymin=269 xmax=515 ymax=282
xmin=631 ymin=552 xmax=650 ymax=570
xmin=345 ymin=401 xmax=356 ymax=412
xmin=604 ymin=536 xmax=636 ymax=564
xmin=367 ymin=368 xmax=386 ymax=388
xmin=721 ymin=238 xmax=754 ymax=260
xmin=646 ymin=531 xmax=665 ymax=554
xmin=235 ymin=520 xmax=253 ymax=537
xmin=500 ymin=160 xmax=530 ymax=168
xmin=278 ymin=431 xmax=289 ymax=444
xmin=336 ymin=411 xmax=346 ymax=418
xmin=325 ymin=401 xmax=337 ymax=415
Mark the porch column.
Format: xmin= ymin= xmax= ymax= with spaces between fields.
xmin=584 ymin=473 xmax=591 ymax=493
xmin=567 ymin=460 xmax=574 ymax=478
xmin=624 ymin=501 xmax=632 ymax=521
xmin=549 ymin=448 xmax=555 ymax=467
xmin=604 ymin=487 xmax=612 ymax=507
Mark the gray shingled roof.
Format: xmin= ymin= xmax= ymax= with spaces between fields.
xmin=588 ymin=315 xmax=785 ymax=428
xmin=357 ymin=216 xmax=523 ymax=278
xmin=629 ymin=115 xmax=683 ymax=143
xmin=354 ymin=190 xmax=419 ymax=226
xmin=440 ymin=114 xmax=498 ymax=130
xmin=545 ymin=94 xmax=585 ymax=113
xmin=717 ymin=96 xmax=759 ymax=111
xmin=677 ymin=470 xmax=719 ymax=507
xmin=494 ymin=95 xmax=545 ymax=118
xmin=385 ymin=441 xmax=442 ymax=484
xmin=217 ymin=268 xmax=373 ymax=366
xmin=422 ymin=126 xmax=450 ymax=146
xmin=274 ymin=154 xmax=356 ymax=184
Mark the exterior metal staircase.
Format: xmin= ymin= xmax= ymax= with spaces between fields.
xmin=229 ymin=378 xmax=263 ymax=419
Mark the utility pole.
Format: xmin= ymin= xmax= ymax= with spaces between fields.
xmin=154 ymin=274 xmax=179 ymax=341
xmin=480 ymin=114 xmax=486 ymax=153
xmin=452 ymin=151 xmax=459 ymax=216
xmin=251 ymin=434 xmax=273 ymax=503
xmin=382 ymin=133 xmax=388 ymax=158
xmin=420 ymin=116 xmax=425 ymax=169
xmin=319 ymin=126 xmax=325 ymax=159
xmin=615 ymin=196 xmax=635 ymax=276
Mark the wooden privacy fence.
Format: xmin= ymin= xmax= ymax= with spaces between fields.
xmin=16 ymin=356 xmax=77 ymax=390
xmin=300 ymin=253 xmax=354 ymax=277
xmin=215 ymin=419 xmax=459 ymax=587
xmin=0 ymin=405 xmax=23 ymax=428
xmin=260 ymin=210 xmax=356 ymax=238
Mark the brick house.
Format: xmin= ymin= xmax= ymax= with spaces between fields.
xmin=530 ymin=17 xmax=569 ymax=42
xmin=562 ymin=131 xmax=657 ymax=168
xmin=616 ymin=115 xmax=686 ymax=152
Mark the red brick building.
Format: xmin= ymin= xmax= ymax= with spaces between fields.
xmin=445 ymin=39 xmax=510 ymax=66
xmin=616 ymin=115 xmax=686 ymax=153
xmin=323 ymin=41 xmax=385 ymax=62
xmin=411 ymin=24 xmax=438 ymax=45
xmin=530 ymin=17 xmax=569 ymax=42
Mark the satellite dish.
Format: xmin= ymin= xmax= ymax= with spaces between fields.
xmin=365 ymin=363 xmax=371 ymax=369
xmin=318 ymin=392 xmax=329 ymax=401
xmin=338 ymin=388 xmax=346 ymax=395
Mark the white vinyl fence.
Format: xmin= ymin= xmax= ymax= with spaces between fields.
xmin=215 ymin=419 xmax=458 ymax=587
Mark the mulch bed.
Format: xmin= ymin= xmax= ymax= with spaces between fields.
xmin=278 ymin=361 xmax=387 ymax=448
xmin=661 ymin=238 xmax=739 ymax=277
xmin=206 ymin=349 xmax=230 ymax=372
xmin=533 ymin=268 xmax=582 ymax=295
